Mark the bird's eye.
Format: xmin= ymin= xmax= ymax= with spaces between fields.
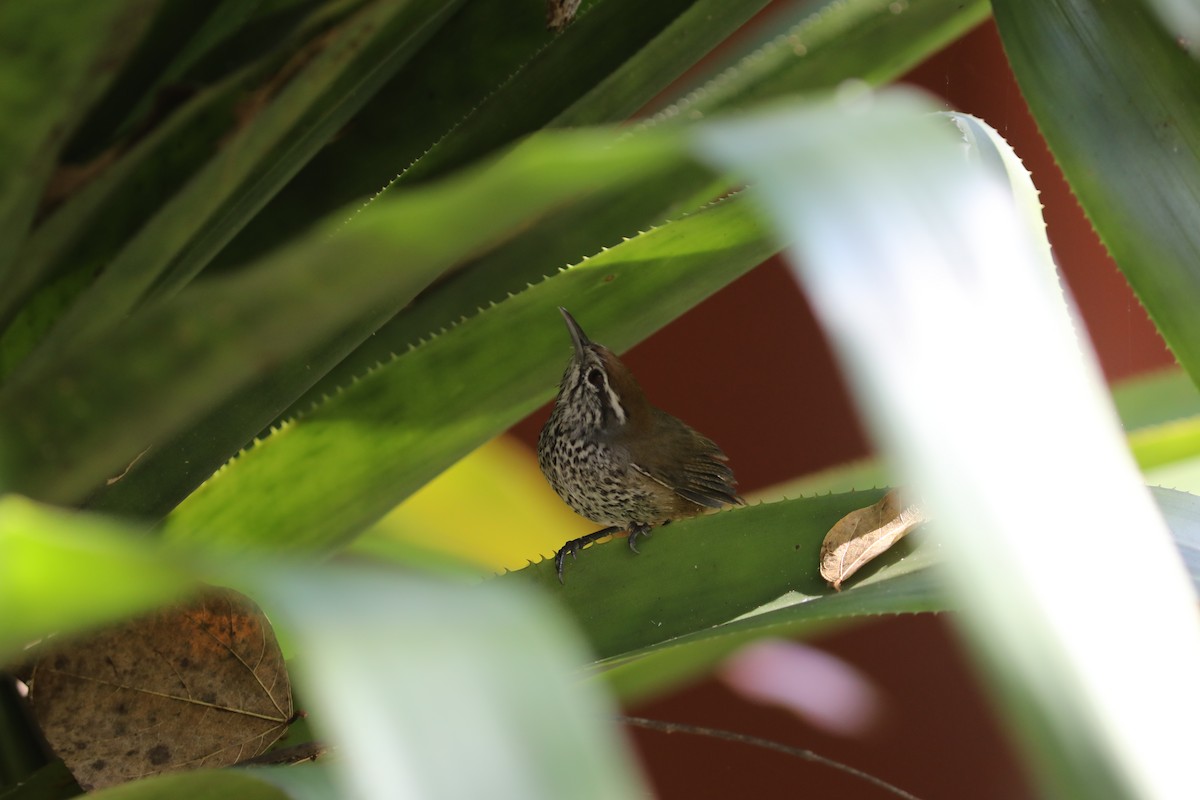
xmin=586 ymin=368 xmax=605 ymax=389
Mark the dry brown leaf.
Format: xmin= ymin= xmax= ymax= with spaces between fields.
xmin=546 ymin=0 xmax=583 ymax=31
xmin=819 ymin=490 xmax=927 ymax=591
xmin=29 ymin=587 xmax=292 ymax=791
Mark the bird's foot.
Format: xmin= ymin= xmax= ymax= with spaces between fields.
xmin=555 ymin=526 xmax=621 ymax=584
xmin=627 ymin=523 xmax=653 ymax=554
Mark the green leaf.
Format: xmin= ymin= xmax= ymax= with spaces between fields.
xmin=603 ymin=566 xmax=943 ymax=702
xmin=21 ymin=0 xmax=462 ymax=372
xmin=73 ymin=129 xmax=679 ymax=516
xmin=1130 ymin=416 xmax=1200 ymax=471
xmin=145 ymin=0 xmax=994 ymax=525
xmin=2 ymin=128 xmax=673 ymax=506
xmin=656 ymin=0 xmax=991 ymax=118
xmin=548 ymin=480 xmax=1200 ymax=703
xmin=0 ymin=0 xmax=160 ymax=280
xmin=0 ymin=52 xmax=257 ymax=340
xmin=370 ymin=0 xmax=698 ymax=192
xmin=58 ymin=2 xmax=222 ymax=160
xmin=88 ymin=0 xmax=738 ymax=518
xmin=237 ymin=763 xmax=339 ymax=800
xmin=547 ymin=0 xmax=773 ymax=127
xmin=992 ymin=0 xmax=1200 ymax=388
xmin=253 ymin=570 xmax=646 ymax=799
xmin=507 ymin=490 xmax=900 ymax=658
xmin=269 ymin=161 xmax=722 ymax=430
xmin=605 ymin=488 xmax=1200 ymax=703
xmin=1112 ymin=366 xmax=1200 ymax=431
xmin=68 ymin=1 xmax=334 ymax=156
xmin=221 ymin=0 xmax=727 ymax=269
xmin=0 ymin=760 xmax=79 ymax=800
xmin=1109 ymin=367 xmax=1200 ymax=472
xmin=1145 ymin=453 xmax=1200 ymax=496
xmin=84 ymin=769 xmax=300 ymax=800
xmin=141 ymin=0 xmax=466 ymax=302
xmin=227 ymin=0 xmax=987 ymax=271
xmin=89 ymin=160 xmax=716 ymax=520
xmin=269 ymin=0 xmax=992 ymax=432
xmin=0 ymin=2 xmax=352 ymax=337
xmin=0 ymin=497 xmax=192 ymax=660
xmin=161 ymin=191 xmax=776 ymax=551
xmin=211 ymin=0 xmax=555 ymax=270
xmin=164 ymin=0 xmax=992 ymax=537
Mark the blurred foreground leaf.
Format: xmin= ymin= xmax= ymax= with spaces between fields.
xmin=0 ymin=497 xmax=191 ymax=658
xmin=254 ymin=570 xmax=645 ymax=799
xmin=694 ymin=89 xmax=1200 ymax=798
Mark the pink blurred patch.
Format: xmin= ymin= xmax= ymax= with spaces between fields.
xmin=719 ymin=639 xmax=883 ymax=737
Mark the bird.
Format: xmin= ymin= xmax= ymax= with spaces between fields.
xmin=538 ymin=307 xmax=743 ymax=582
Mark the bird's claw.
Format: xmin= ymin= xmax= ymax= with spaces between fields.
xmin=627 ymin=525 xmax=652 ymax=554
xmin=554 ymin=525 xmax=622 ymax=584
xmin=554 ymin=541 xmax=581 ymax=584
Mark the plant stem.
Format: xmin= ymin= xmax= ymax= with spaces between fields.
xmin=620 ymin=715 xmax=923 ymax=800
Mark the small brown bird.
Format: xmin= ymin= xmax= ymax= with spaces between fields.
xmin=538 ymin=308 xmax=743 ymax=581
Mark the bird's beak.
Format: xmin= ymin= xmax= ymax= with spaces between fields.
xmin=558 ymin=307 xmax=591 ymax=359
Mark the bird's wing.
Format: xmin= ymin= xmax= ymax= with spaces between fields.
xmin=630 ymin=410 xmax=744 ymax=510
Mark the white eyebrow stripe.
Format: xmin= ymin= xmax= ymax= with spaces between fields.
xmin=603 ymin=378 xmax=627 ymax=424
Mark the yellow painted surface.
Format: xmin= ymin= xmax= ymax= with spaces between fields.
xmin=361 ymin=436 xmax=594 ymax=573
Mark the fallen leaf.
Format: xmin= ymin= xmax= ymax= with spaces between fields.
xmin=28 ymin=587 xmax=292 ymax=790
xmin=819 ymin=490 xmax=926 ymax=590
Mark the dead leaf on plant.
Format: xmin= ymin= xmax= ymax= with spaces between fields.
xmin=28 ymin=587 xmax=292 ymax=791
xmin=546 ymin=0 xmax=582 ymax=31
xmin=820 ymin=490 xmax=927 ymax=590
